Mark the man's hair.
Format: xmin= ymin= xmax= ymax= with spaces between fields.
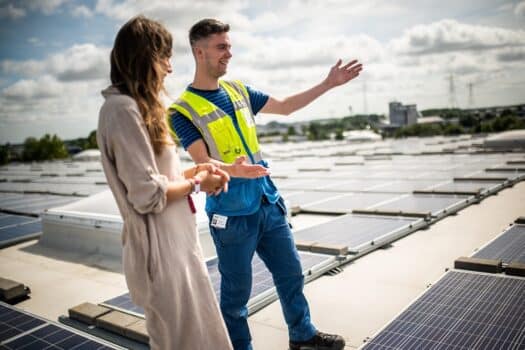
xmin=189 ymin=18 xmax=230 ymax=46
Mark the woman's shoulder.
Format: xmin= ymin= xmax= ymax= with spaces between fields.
xmin=100 ymin=87 xmax=141 ymax=121
xmin=101 ymin=87 xmax=138 ymax=110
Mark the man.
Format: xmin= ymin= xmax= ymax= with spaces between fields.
xmin=169 ymin=18 xmax=362 ymax=350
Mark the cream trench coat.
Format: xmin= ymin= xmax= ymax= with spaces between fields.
xmin=97 ymin=86 xmax=232 ymax=350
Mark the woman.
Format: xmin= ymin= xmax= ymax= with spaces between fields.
xmin=97 ymin=16 xmax=233 ymax=349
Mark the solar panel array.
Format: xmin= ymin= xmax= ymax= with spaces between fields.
xmin=0 ymin=302 xmax=118 ymax=349
xmin=104 ymin=251 xmax=335 ymax=316
xmin=0 ymin=193 xmax=79 ymax=216
xmin=294 ymin=214 xmax=422 ymax=255
xmin=473 ymin=224 xmax=525 ymax=263
xmin=361 ymin=270 xmax=525 ymax=349
xmin=0 ymin=213 xmax=42 ymax=248
xmin=369 ymin=193 xmax=471 ymax=218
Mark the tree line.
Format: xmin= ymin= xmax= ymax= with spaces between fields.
xmin=394 ymin=109 xmax=525 ymax=138
xmin=0 ymin=130 xmax=97 ymax=165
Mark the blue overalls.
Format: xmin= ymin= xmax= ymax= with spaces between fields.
xmin=207 ymin=168 xmax=317 ymax=350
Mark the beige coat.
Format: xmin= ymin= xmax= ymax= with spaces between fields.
xmin=97 ymin=86 xmax=232 ymax=350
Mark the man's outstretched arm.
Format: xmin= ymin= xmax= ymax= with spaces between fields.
xmin=260 ymin=59 xmax=363 ymax=116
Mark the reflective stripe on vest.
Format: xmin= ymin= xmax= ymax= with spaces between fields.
xmin=169 ymin=80 xmax=262 ymax=164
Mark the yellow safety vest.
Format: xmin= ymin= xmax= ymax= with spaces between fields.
xmin=168 ymin=80 xmax=262 ymax=164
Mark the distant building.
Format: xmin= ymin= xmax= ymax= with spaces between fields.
xmin=389 ymin=102 xmax=422 ymax=127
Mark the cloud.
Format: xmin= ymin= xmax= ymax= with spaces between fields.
xmin=515 ymin=1 xmax=525 ymax=17
xmin=0 ymin=43 xmax=110 ymax=142
xmin=497 ymin=47 xmax=525 ymax=62
xmin=20 ymin=0 xmax=66 ymax=15
xmin=27 ymin=37 xmax=45 ymax=47
xmin=72 ymin=5 xmax=93 ymax=18
xmin=95 ymin=0 xmax=248 ymax=23
xmin=2 ymin=75 xmax=63 ymax=100
xmin=49 ymin=44 xmax=109 ymax=81
xmin=390 ymin=19 xmax=525 ymax=55
xmin=0 ymin=3 xmax=26 ymax=19
xmin=1 ymin=44 xmax=110 ymax=81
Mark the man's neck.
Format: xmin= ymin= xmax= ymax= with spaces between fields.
xmin=191 ymin=71 xmax=220 ymax=90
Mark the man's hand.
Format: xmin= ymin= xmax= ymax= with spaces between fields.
xmin=230 ymin=156 xmax=270 ymax=178
xmin=324 ymin=59 xmax=363 ymax=89
xmin=194 ymin=163 xmax=230 ymax=195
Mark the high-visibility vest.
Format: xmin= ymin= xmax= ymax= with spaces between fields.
xmin=169 ymin=80 xmax=268 ymax=216
xmin=169 ymin=80 xmax=262 ymax=164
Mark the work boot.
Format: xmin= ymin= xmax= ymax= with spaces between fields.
xmin=289 ymin=331 xmax=346 ymax=350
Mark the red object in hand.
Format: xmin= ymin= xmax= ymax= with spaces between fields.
xmin=187 ymin=195 xmax=196 ymax=214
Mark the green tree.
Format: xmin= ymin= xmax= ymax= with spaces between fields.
xmin=335 ymin=129 xmax=344 ymax=140
xmin=86 ymin=130 xmax=98 ymax=149
xmin=287 ymin=126 xmax=296 ymax=136
xmin=0 ymin=144 xmax=9 ymax=165
xmin=307 ymin=122 xmax=329 ymax=140
xmin=22 ymin=134 xmax=68 ymax=161
xmin=443 ymin=124 xmax=464 ymax=135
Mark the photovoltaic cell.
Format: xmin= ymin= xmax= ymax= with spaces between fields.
xmin=370 ymin=193 xmax=470 ymax=217
xmin=0 ymin=303 xmax=116 ymax=349
xmin=283 ymin=191 xmax=341 ymax=208
xmin=2 ymin=324 xmax=115 ymax=349
xmin=102 ymin=294 xmax=144 ymax=316
xmin=0 ymin=303 xmax=45 ymax=342
xmin=362 ymin=271 xmax=525 ymax=349
xmin=431 ymin=181 xmax=502 ymax=194
xmin=208 ymin=251 xmax=330 ymax=302
xmin=370 ymin=179 xmax=447 ymax=193
xmin=0 ymin=215 xmax=36 ymax=228
xmin=322 ymin=179 xmax=394 ymax=192
xmin=301 ymin=192 xmax=402 ymax=214
xmin=0 ymin=219 xmax=42 ymax=248
xmin=294 ymin=214 xmax=420 ymax=253
xmin=104 ymin=252 xmax=332 ymax=316
xmin=0 ymin=194 xmax=80 ymax=216
xmin=473 ymin=224 xmax=525 ymax=264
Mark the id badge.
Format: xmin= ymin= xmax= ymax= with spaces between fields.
xmin=211 ymin=214 xmax=228 ymax=229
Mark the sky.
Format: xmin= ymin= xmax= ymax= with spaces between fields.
xmin=0 ymin=0 xmax=524 ymax=144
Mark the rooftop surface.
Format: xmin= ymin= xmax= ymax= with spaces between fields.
xmin=1 ymin=133 xmax=524 ymax=349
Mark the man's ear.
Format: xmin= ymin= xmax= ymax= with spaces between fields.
xmin=192 ymin=45 xmax=203 ymax=60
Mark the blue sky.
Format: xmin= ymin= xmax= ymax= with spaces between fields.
xmin=1 ymin=0 xmax=524 ymax=143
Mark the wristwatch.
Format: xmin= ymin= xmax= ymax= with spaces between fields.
xmin=193 ymin=177 xmax=201 ymax=194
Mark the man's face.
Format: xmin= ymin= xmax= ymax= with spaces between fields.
xmin=196 ymin=32 xmax=232 ymax=79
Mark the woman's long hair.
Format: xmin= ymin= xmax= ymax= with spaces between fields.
xmin=110 ymin=15 xmax=173 ymax=154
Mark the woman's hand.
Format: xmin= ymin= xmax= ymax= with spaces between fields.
xmin=194 ymin=163 xmax=230 ymax=195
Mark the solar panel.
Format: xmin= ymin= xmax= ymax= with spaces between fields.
xmin=370 ymin=193 xmax=471 ymax=218
xmin=475 ymin=171 xmax=524 ymax=181
xmin=104 ymin=252 xmax=334 ymax=316
xmin=0 ymin=220 xmax=42 ymax=248
xmin=276 ymin=179 xmax=347 ymax=191
xmin=0 ymin=302 xmax=118 ymax=349
xmin=283 ymin=191 xmax=342 ymax=208
xmin=323 ymin=179 xmax=394 ymax=192
xmin=294 ymin=214 xmax=422 ymax=254
xmin=362 ymin=271 xmax=525 ymax=349
xmin=431 ymin=181 xmax=503 ymax=194
xmin=0 ymin=215 xmax=37 ymax=228
xmin=370 ymin=179 xmax=447 ymax=193
xmin=0 ymin=194 xmax=80 ymax=216
xmin=0 ymin=303 xmax=45 ymax=342
xmin=301 ymin=192 xmax=402 ymax=214
xmin=473 ymin=224 xmax=525 ymax=264
xmin=102 ymin=294 xmax=144 ymax=316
